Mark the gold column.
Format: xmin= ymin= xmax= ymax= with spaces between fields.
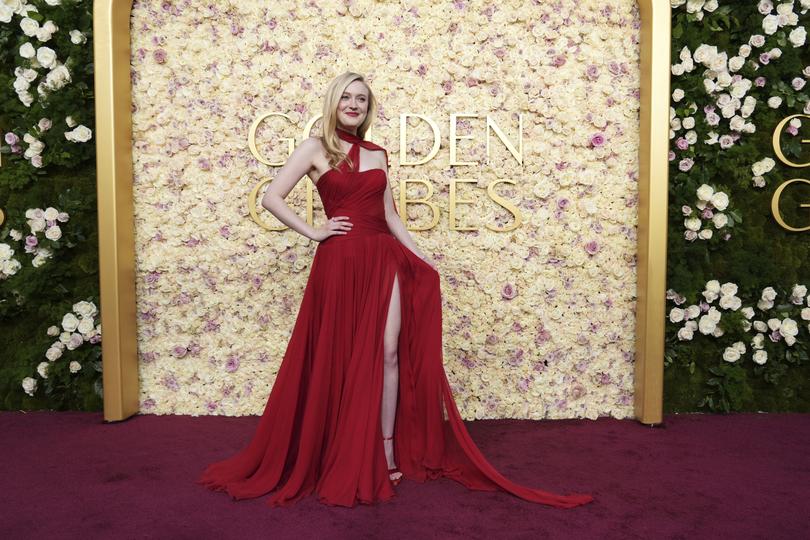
xmin=94 ymin=0 xmax=139 ymax=421
xmin=634 ymin=0 xmax=670 ymax=425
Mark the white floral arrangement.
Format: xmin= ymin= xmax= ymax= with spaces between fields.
xmin=671 ymin=0 xmax=810 ymax=159
xmin=681 ymin=183 xmax=737 ymax=242
xmin=21 ymin=300 xmax=102 ymax=397
xmin=667 ymin=281 xmax=810 ymax=367
xmin=7 ymin=206 xmax=70 ymax=267
xmin=1 ymin=0 xmax=93 ymax=168
xmin=0 ymin=242 xmax=22 ymax=279
xmin=669 ymin=0 xmax=720 ymax=21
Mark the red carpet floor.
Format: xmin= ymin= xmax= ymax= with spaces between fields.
xmin=1 ymin=411 xmax=807 ymax=539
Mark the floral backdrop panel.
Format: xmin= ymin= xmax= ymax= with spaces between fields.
xmin=130 ymin=0 xmax=641 ymax=419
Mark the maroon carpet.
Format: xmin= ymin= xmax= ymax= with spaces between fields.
xmin=1 ymin=411 xmax=807 ymax=539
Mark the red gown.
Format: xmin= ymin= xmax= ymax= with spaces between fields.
xmin=197 ymin=127 xmax=594 ymax=509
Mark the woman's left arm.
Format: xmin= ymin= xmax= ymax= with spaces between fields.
xmin=382 ymin=166 xmax=437 ymax=271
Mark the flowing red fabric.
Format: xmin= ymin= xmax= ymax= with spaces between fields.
xmin=197 ymin=127 xmax=594 ymax=509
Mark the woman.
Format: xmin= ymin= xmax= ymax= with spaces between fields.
xmin=197 ymin=71 xmax=593 ymax=509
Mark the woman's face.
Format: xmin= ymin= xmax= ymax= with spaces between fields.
xmin=336 ymin=80 xmax=369 ymax=132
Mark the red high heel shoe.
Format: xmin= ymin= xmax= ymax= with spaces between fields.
xmin=383 ymin=435 xmax=402 ymax=486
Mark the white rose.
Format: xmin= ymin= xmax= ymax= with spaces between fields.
xmin=685 ymin=130 xmax=698 ymax=144
xmin=752 ymin=350 xmax=768 ymax=365
xmin=698 ymin=315 xmax=717 ymax=334
xmin=719 ymin=295 xmax=741 ymax=310
xmin=723 ymin=346 xmax=741 ymax=362
xmin=710 ymin=191 xmax=729 ymax=210
xmin=45 ymin=346 xmax=63 ymax=361
xmin=739 ymin=44 xmax=752 ymax=57
xmin=728 ymin=56 xmax=745 ymax=71
xmin=77 ymin=317 xmax=94 ymax=335
xmin=762 ymin=14 xmax=779 ymax=34
xmin=22 ymin=377 xmax=37 ymax=396
xmin=758 ymin=0 xmax=774 ymax=15
xmin=696 ymin=184 xmax=715 ymax=201
xmin=730 ymin=115 xmax=746 ymax=131
xmin=672 ymin=88 xmax=685 ymax=102
xmin=65 ymin=116 xmax=76 ymax=127
xmin=682 ymin=116 xmax=695 ymax=129
xmin=708 ymin=306 xmax=722 ymax=323
xmin=767 ymin=318 xmax=781 ymax=331
xmin=768 ymin=96 xmax=782 ymax=108
xmin=65 ymin=124 xmax=92 ymax=143
xmin=684 ymin=217 xmax=702 ymax=231
xmin=705 ymin=280 xmax=721 ymax=295
xmin=67 ymin=332 xmax=84 ymax=350
xmin=780 ymin=318 xmax=799 ymax=337
xmin=20 ymin=17 xmax=39 ymax=36
xmin=47 ymin=325 xmax=60 ymax=336
xmin=762 ymin=286 xmax=777 ymax=301
xmin=791 ymin=284 xmax=808 ymax=301
xmin=709 ymin=52 xmax=728 ymax=72
xmin=44 ymin=64 xmax=71 ymax=90
xmin=677 ymin=326 xmax=694 ymax=341
xmin=36 ymin=46 xmax=57 ymax=68
xmin=686 ymin=305 xmax=702 ymax=319
xmin=753 ymin=320 xmax=768 ymax=332
xmin=35 ymin=27 xmax=53 ymax=42
xmin=70 ymin=30 xmax=86 ymax=44
xmin=73 ymin=300 xmax=98 ymax=318
xmin=0 ymin=5 xmax=15 ymax=23
xmin=711 ymin=212 xmax=728 ymax=229
xmin=37 ymin=361 xmax=50 ymax=378
xmin=758 ymin=298 xmax=774 ymax=310
xmin=69 ymin=361 xmax=82 ymax=373
xmin=720 ymin=282 xmax=738 ymax=297
xmin=671 ymin=63 xmax=685 ymax=76
xmin=740 ymin=96 xmax=757 ymax=118
xmin=44 ymin=225 xmax=62 ymax=241
xmin=741 ymin=306 xmax=755 ymax=319
xmin=13 ymin=77 xmax=30 ymax=92
xmin=785 ymin=335 xmax=796 ymax=346
xmin=789 ymin=26 xmax=807 ymax=47
xmin=62 ymin=312 xmax=80 ymax=332
xmin=670 ymin=307 xmax=685 ymax=323
xmin=693 ymin=44 xmax=716 ymax=64
xmin=19 ymin=42 xmax=36 ymax=59
xmin=705 ymin=0 xmax=718 ymax=11
xmin=800 ymin=307 xmax=810 ymax=321
xmin=749 ymin=34 xmax=766 ymax=47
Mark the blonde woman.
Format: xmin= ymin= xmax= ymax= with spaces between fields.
xmin=198 ymin=71 xmax=593 ymax=509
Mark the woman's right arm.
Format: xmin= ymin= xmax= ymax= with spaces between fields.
xmin=260 ymin=138 xmax=351 ymax=241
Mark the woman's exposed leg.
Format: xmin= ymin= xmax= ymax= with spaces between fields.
xmin=381 ymin=272 xmax=401 ymax=481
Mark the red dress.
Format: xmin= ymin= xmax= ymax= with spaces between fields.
xmin=197 ymin=127 xmax=594 ymax=509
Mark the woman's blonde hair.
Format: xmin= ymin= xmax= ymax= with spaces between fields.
xmin=320 ymin=71 xmax=379 ymax=172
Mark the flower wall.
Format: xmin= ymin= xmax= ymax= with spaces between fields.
xmin=1 ymin=0 xmax=101 ymax=411
xmin=129 ymin=0 xmax=642 ymax=419
xmin=665 ymin=0 xmax=810 ymax=412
